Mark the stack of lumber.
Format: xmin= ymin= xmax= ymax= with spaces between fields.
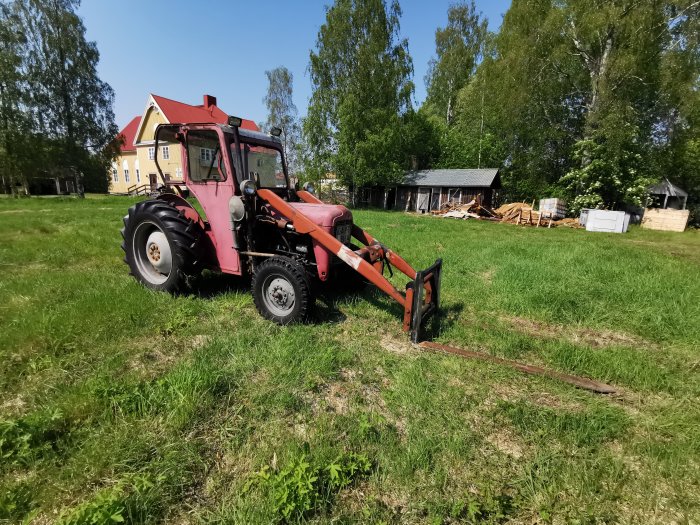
xmin=432 ymin=199 xmax=499 ymax=220
xmin=432 ymin=199 xmax=582 ymax=228
xmin=551 ymin=217 xmax=583 ymax=228
xmin=495 ymin=202 xmax=541 ymax=225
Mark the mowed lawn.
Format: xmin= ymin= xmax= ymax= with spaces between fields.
xmin=1 ymin=195 xmax=699 ymax=524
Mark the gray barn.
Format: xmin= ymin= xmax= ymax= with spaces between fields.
xmin=392 ymin=168 xmax=501 ymax=212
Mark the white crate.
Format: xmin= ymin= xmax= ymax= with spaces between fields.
xmin=585 ymin=210 xmax=630 ymax=233
xmin=539 ymin=198 xmax=567 ymax=219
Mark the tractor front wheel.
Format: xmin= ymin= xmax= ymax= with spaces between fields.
xmin=252 ymin=257 xmax=312 ymax=325
xmin=121 ymin=199 xmax=202 ymax=293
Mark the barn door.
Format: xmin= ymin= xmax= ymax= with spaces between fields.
xmin=430 ymin=187 xmax=441 ymax=211
xmin=417 ymin=188 xmax=430 ymax=213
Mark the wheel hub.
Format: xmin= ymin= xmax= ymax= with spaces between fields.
xmin=148 ymin=243 xmax=161 ymax=263
xmin=264 ymin=276 xmax=295 ymax=315
xmin=143 ymin=230 xmax=172 ymax=276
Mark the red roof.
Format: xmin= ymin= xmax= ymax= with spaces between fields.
xmin=117 ymin=116 xmax=141 ymax=152
xmin=151 ymin=94 xmax=259 ymax=131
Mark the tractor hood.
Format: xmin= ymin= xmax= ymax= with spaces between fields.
xmin=287 ymin=202 xmax=352 ymax=228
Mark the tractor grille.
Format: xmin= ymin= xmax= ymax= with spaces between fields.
xmin=334 ymin=221 xmax=352 ymax=245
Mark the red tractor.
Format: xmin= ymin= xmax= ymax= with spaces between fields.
xmin=121 ymin=118 xmax=441 ymax=342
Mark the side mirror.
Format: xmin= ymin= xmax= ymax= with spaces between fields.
xmin=302 ymin=182 xmax=315 ymax=194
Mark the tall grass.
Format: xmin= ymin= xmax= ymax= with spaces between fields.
xmin=0 ymin=196 xmax=698 ymax=523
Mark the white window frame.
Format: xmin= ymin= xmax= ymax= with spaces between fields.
xmin=162 ymin=146 xmax=169 ymax=160
xmin=135 ymin=169 xmax=140 ymax=183
xmin=124 ymin=169 xmax=130 ymax=183
xmin=200 ymin=147 xmax=213 ymax=162
xmin=148 ymin=147 xmax=155 ymax=160
xmin=175 ymin=167 xmax=182 ymax=179
xmin=112 ymin=168 xmax=118 ymax=183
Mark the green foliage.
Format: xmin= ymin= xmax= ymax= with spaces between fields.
xmin=0 ymin=409 xmax=68 ymax=466
xmin=560 ymin=107 xmax=656 ymax=213
xmin=304 ymin=0 xmax=415 ymax=190
xmin=246 ymin=451 xmax=372 ymax=521
xmin=0 ymin=480 xmax=37 ymax=522
xmin=427 ymin=484 xmax=519 ymax=524
xmin=57 ymin=474 xmax=160 ymax=525
xmin=424 ymin=1 xmax=487 ymax=126
xmin=445 ymin=0 xmax=699 ymax=207
xmin=0 ymin=0 xmax=117 ymax=195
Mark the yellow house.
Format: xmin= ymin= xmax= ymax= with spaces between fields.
xmin=109 ymin=94 xmax=258 ymax=194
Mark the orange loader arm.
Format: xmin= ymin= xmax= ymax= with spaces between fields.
xmin=258 ymin=189 xmax=442 ymax=342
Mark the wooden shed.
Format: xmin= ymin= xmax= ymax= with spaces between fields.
xmin=648 ymin=178 xmax=688 ymax=210
xmin=391 ymin=168 xmax=501 ymax=212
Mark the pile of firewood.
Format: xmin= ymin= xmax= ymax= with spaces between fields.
xmin=432 ymin=199 xmax=582 ymax=228
xmin=431 ymin=198 xmax=500 ymax=221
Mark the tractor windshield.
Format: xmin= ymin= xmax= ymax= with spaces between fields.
xmin=232 ymin=142 xmax=287 ymax=189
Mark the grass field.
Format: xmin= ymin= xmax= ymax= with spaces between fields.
xmin=1 ymin=195 xmax=699 ymax=524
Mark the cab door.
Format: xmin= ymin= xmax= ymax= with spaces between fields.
xmin=182 ymin=127 xmax=242 ymax=275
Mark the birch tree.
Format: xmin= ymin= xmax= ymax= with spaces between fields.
xmin=304 ymin=0 xmax=414 ymax=191
xmin=263 ymin=66 xmax=300 ymax=173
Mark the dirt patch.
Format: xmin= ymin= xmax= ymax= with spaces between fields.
xmin=0 ymin=393 xmax=26 ymax=414
xmin=190 ymin=334 xmax=211 ymax=350
xmin=479 ymin=268 xmax=495 ymax=285
xmin=324 ymin=382 xmax=351 ymax=414
xmin=380 ymin=334 xmax=418 ymax=356
xmin=0 ymin=208 xmax=52 ymax=214
xmin=485 ymin=428 xmax=526 ymax=458
xmin=503 ymin=315 xmax=652 ymax=349
xmin=126 ymin=334 xmax=187 ymax=377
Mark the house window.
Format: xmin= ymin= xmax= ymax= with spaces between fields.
xmin=124 ymin=169 xmax=130 ymax=183
xmin=175 ymin=167 xmax=182 ymax=179
xmin=136 ymin=169 xmax=140 ymax=183
xmin=112 ymin=168 xmax=118 ymax=182
xmin=200 ymin=147 xmax=214 ymax=163
xmin=148 ymin=147 xmax=155 ymax=160
xmin=162 ymin=146 xmax=169 ymax=160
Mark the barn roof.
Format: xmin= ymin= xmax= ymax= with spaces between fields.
xmin=649 ymin=178 xmax=688 ymax=198
xmin=401 ymin=168 xmax=501 ymax=188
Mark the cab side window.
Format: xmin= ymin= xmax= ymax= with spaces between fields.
xmin=187 ymin=130 xmax=228 ymax=182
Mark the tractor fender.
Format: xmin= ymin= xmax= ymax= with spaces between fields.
xmin=156 ymin=193 xmax=206 ymax=231
xmin=155 ymin=193 xmax=220 ymax=270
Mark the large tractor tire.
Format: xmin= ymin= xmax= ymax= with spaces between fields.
xmin=252 ymin=256 xmax=313 ymax=325
xmin=121 ymin=199 xmax=203 ymax=293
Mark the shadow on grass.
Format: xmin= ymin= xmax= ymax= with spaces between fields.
xmin=189 ymin=270 xmax=249 ymax=299
xmin=187 ymin=269 xmax=465 ymax=341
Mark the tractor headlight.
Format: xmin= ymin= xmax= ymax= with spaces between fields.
xmin=302 ymin=182 xmax=315 ymax=194
xmin=241 ymin=179 xmax=256 ymax=196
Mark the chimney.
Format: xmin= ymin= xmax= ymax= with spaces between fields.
xmin=203 ymin=94 xmax=217 ymax=109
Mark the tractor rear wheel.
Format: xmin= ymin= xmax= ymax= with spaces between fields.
xmin=252 ymin=256 xmax=313 ymax=325
xmin=121 ymin=199 xmax=202 ymax=293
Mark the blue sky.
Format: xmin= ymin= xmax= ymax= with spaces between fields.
xmin=78 ymin=0 xmax=511 ymax=130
